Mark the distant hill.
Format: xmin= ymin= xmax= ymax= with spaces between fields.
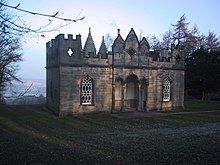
xmin=3 ymin=79 xmax=46 ymax=105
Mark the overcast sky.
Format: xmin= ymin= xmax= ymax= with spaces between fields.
xmin=9 ymin=0 xmax=220 ymax=80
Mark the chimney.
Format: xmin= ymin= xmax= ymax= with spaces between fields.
xmin=117 ymin=29 xmax=120 ymax=35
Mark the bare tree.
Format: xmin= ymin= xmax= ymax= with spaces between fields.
xmin=161 ymin=29 xmax=172 ymax=48
xmin=171 ymin=14 xmax=189 ymax=45
xmin=183 ymin=24 xmax=200 ymax=57
xmin=0 ymin=1 xmax=85 ymax=37
xmin=150 ymin=34 xmax=161 ymax=51
xmin=0 ymin=1 xmax=84 ymax=102
xmin=105 ymin=33 xmax=113 ymax=51
xmin=205 ymin=31 xmax=220 ymax=51
xmin=161 ymin=14 xmax=220 ymax=62
xmin=0 ymin=32 xmax=22 ymax=102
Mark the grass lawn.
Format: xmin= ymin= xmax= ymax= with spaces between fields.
xmin=0 ymin=100 xmax=220 ymax=164
xmin=184 ymin=99 xmax=220 ymax=111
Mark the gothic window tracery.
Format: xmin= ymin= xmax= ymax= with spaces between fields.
xmin=163 ymin=79 xmax=171 ymax=101
xmin=81 ymin=75 xmax=94 ymax=105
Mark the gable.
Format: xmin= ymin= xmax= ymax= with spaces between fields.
xmin=112 ymin=30 xmax=125 ymax=54
xmin=124 ymin=28 xmax=139 ymax=53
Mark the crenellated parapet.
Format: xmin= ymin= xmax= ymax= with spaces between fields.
xmin=46 ymin=34 xmax=82 ymax=49
xmin=46 ymin=27 xmax=185 ymax=115
xmin=46 ymin=28 xmax=111 ymax=68
xmin=46 ymin=34 xmax=83 ymax=67
xmin=112 ymin=28 xmax=184 ymax=69
xmin=46 ymin=28 xmax=184 ymax=70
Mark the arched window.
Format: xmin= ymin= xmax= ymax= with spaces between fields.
xmin=81 ymin=75 xmax=94 ymax=105
xmin=163 ymin=79 xmax=171 ymax=101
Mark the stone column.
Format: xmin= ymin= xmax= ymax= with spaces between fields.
xmin=121 ymin=83 xmax=126 ymax=112
xmin=137 ymin=83 xmax=141 ymax=111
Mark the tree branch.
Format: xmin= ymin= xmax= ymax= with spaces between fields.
xmin=0 ymin=2 xmax=85 ymax=37
xmin=0 ymin=2 xmax=85 ymax=22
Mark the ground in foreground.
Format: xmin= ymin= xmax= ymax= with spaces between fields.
xmin=0 ymin=101 xmax=220 ymax=164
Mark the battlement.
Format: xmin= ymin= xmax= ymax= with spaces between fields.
xmin=46 ymin=34 xmax=81 ymax=48
xmin=46 ymin=28 xmax=185 ymax=115
xmin=46 ymin=28 xmax=185 ymax=69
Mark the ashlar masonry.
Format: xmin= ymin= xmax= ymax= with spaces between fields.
xmin=46 ymin=28 xmax=184 ymax=115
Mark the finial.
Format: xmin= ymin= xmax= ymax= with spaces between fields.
xmin=89 ymin=27 xmax=91 ymax=34
xmin=117 ymin=28 xmax=120 ymax=35
xmin=102 ymin=36 xmax=104 ymax=41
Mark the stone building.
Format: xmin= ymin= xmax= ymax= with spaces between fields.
xmin=46 ymin=28 xmax=184 ymax=115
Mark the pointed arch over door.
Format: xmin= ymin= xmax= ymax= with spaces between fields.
xmin=125 ymin=73 xmax=139 ymax=110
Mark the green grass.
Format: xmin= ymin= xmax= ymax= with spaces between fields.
xmin=184 ymin=99 xmax=220 ymax=111
xmin=0 ymin=101 xmax=220 ymax=164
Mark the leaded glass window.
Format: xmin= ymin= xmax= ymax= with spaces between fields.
xmin=163 ymin=79 xmax=171 ymax=101
xmin=81 ymin=75 xmax=94 ymax=105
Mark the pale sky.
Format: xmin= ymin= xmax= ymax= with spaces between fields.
xmin=9 ymin=0 xmax=220 ymax=80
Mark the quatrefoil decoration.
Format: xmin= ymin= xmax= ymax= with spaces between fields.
xmin=128 ymin=47 xmax=136 ymax=56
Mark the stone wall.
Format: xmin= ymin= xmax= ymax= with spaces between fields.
xmin=46 ymin=67 xmax=60 ymax=115
xmin=113 ymin=67 xmax=184 ymax=112
xmin=59 ymin=66 xmax=112 ymax=115
xmin=147 ymin=69 xmax=184 ymax=111
xmin=46 ymin=28 xmax=185 ymax=115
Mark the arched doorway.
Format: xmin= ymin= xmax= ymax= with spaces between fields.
xmin=140 ymin=77 xmax=148 ymax=111
xmin=125 ymin=73 xmax=139 ymax=111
